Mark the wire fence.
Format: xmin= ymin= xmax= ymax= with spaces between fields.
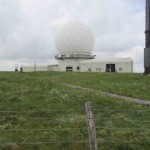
xmin=0 ymin=104 xmax=150 ymax=150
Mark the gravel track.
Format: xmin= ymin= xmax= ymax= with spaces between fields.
xmin=64 ymin=83 xmax=150 ymax=106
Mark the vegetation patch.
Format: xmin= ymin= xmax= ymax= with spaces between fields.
xmin=0 ymin=72 xmax=150 ymax=150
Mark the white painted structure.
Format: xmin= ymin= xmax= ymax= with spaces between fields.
xmin=19 ymin=22 xmax=133 ymax=73
xmin=55 ymin=22 xmax=95 ymax=71
xmin=21 ymin=65 xmax=48 ymax=72
xmin=80 ymin=58 xmax=133 ymax=73
xmin=55 ymin=22 xmax=94 ymax=55
xmin=56 ymin=52 xmax=95 ymax=71
xmin=57 ymin=58 xmax=85 ymax=72
xmin=47 ymin=64 xmax=59 ymax=71
xmin=54 ymin=22 xmax=133 ymax=73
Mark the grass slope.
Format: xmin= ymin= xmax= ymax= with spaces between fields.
xmin=60 ymin=72 xmax=150 ymax=100
xmin=0 ymin=72 xmax=150 ymax=150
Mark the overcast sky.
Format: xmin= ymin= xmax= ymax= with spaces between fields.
xmin=0 ymin=0 xmax=145 ymax=72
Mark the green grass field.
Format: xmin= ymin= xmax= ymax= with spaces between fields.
xmin=0 ymin=72 xmax=150 ymax=150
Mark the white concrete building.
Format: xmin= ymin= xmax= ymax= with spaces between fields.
xmin=54 ymin=22 xmax=133 ymax=73
xmin=55 ymin=22 xmax=95 ymax=72
xmin=79 ymin=58 xmax=133 ymax=73
xmin=19 ymin=22 xmax=133 ymax=73
xmin=20 ymin=57 xmax=133 ymax=73
xmin=20 ymin=65 xmax=47 ymax=72
xmin=47 ymin=64 xmax=59 ymax=71
xmin=55 ymin=52 xmax=95 ymax=71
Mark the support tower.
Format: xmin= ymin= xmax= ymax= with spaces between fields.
xmin=144 ymin=0 xmax=150 ymax=74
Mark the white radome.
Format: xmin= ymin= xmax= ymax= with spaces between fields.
xmin=55 ymin=22 xmax=94 ymax=54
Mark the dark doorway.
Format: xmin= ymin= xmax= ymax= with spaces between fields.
xmin=15 ymin=68 xmax=18 ymax=72
xmin=20 ymin=67 xmax=23 ymax=72
xmin=66 ymin=66 xmax=73 ymax=71
xmin=106 ymin=64 xmax=115 ymax=72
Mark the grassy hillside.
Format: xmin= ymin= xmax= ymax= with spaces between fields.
xmin=0 ymin=72 xmax=150 ymax=150
xmin=60 ymin=72 xmax=150 ymax=100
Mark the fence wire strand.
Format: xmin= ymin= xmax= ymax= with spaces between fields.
xmin=0 ymin=107 xmax=150 ymax=149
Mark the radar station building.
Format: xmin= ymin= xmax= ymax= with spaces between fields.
xmin=54 ymin=22 xmax=133 ymax=73
xmin=55 ymin=22 xmax=95 ymax=72
xmin=79 ymin=58 xmax=133 ymax=73
xmin=20 ymin=22 xmax=133 ymax=73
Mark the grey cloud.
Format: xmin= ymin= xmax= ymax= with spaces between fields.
xmin=0 ymin=0 xmax=145 ymax=71
xmin=0 ymin=0 xmax=58 ymax=60
xmin=0 ymin=0 xmax=22 ymax=42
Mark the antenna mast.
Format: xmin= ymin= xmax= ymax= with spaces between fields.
xmin=144 ymin=0 xmax=150 ymax=74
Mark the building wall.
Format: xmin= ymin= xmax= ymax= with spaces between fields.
xmin=20 ymin=58 xmax=133 ymax=73
xmin=22 ymin=66 xmax=48 ymax=72
xmin=80 ymin=59 xmax=133 ymax=73
xmin=58 ymin=58 xmax=89 ymax=71
xmin=47 ymin=65 xmax=59 ymax=71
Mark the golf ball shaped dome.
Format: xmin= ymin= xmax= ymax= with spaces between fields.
xmin=55 ymin=22 xmax=94 ymax=54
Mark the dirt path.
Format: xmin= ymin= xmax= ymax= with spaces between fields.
xmin=64 ymin=83 xmax=150 ymax=106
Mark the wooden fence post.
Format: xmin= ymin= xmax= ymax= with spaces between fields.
xmin=85 ymin=102 xmax=98 ymax=150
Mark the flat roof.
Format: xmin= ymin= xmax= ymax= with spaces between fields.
xmin=80 ymin=57 xmax=132 ymax=63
